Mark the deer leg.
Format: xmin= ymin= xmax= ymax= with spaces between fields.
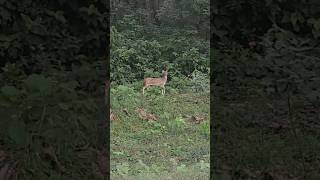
xmin=161 ymin=86 xmax=165 ymax=95
xmin=143 ymin=86 xmax=149 ymax=95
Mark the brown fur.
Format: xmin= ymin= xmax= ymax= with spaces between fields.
xmin=142 ymin=70 xmax=168 ymax=95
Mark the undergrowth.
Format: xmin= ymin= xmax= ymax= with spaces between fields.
xmin=110 ymin=83 xmax=210 ymax=179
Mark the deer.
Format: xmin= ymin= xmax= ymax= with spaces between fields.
xmin=142 ymin=69 xmax=168 ymax=95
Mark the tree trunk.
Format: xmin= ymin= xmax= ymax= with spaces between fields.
xmin=145 ymin=0 xmax=151 ymax=23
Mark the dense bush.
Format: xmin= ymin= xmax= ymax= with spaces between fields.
xmin=212 ymin=0 xmax=320 ymax=46
xmin=212 ymin=0 xmax=320 ymax=178
xmin=110 ymin=0 xmax=209 ymax=87
xmin=0 ymin=0 xmax=108 ymax=179
xmin=111 ymin=24 xmax=209 ymax=85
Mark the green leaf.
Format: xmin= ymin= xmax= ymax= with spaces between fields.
xmin=55 ymin=11 xmax=66 ymax=23
xmin=1 ymin=85 xmax=20 ymax=97
xmin=31 ymin=25 xmax=48 ymax=35
xmin=58 ymin=103 xmax=69 ymax=110
xmin=113 ymin=151 xmax=125 ymax=156
xmin=64 ymin=80 xmax=79 ymax=89
xmin=20 ymin=13 xmax=33 ymax=29
xmin=311 ymin=175 xmax=320 ymax=180
xmin=176 ymin=164 xmax=187 ymax=172
xmin=313 ymin=19 xmax=320 ymax=30
xmin=88 ymin=4 xmax=99 ymax=15
xmin=78 ymin=116 xmax=92 ymax=129
xmin=0 ymin=34 xmax=16 ymax=42
xmin=24 ymin=74 xmax=52 ymax=93
xmin=0 ymin=94 xmax=12 ymax=107
xmin=8 ymin=119 xmax=28 ymax=147
xmin=211 ymin=174 xmax=232 ymax=180
xmin=312 ymin=29 xmax=320 ymax=38
xmin=48 ymin=173 xmax=62 ymax=180
xmin=116 ymin=162 xmax=130 ymax=175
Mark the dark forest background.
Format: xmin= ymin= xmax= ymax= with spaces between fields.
xmin=0 ymin=0 xmax=109 ymax=179
xmin=212 ymin=0 xmax=320 ymax=179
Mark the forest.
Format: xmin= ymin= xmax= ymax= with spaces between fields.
xmin=212 ymin=0 xmax=320 ymax=179
xmin=0 ymin=0 xmax=108 ymax=179
xmin=0 ymin=0 xmax=320 ymax=179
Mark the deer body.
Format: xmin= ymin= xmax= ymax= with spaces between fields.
xmin=142 ymin=70 xmax=168 ymax=95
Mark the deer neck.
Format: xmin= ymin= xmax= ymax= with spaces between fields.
xmin=162 ymin=74 xmax=167 ymax=83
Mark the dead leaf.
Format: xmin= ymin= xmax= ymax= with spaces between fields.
xmin=122 ymin=108 xmax=130 ymax=116
xmin=0 ymin=150 xmax=7 ymax=162
xmin=0 ymin=164 xmax=10 ymax=180
xmin=135 ymin=108 xmax=157 ymax=121
xmin=187 ymin=115 xmax=205 ymax=124
xmin=0 ymin=148 xmax=17 ymax=180
xmin=42 ymin=146 xmax=65 ymax=173
xmin=0 ymin=161 xmax=17 ymax=180
xmin=268 ymin=120 xmax=290 ymax=133
xmin=110 ymin=109 xmax=118 ymax=121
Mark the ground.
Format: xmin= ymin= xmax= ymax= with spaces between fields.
xmin=110 ymin=84 xmax=210 ymax=179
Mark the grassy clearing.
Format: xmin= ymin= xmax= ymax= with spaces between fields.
xmin=110 ymin=84 xmax=210 ymax=179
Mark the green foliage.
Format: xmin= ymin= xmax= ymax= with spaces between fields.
xmin=198 ymin=121 xmax=210 ymax=137
xmin=116 ymin=162 xmax=130 ymax=175
xmin=111 ymin=24 xmax=209 ymax=85
xmin=212 ymin=0 xmax=320 ymax=46
xmin=190 ymin=70 xmax=210 ymax=93
xmin=111 ymin=27 xmax=165 ymax=83
xmin=167 ymin=76 xmax=192 ymax=91
xmin=214 ymin=25 xmax=320 ymax=103
xmin=168 ymin=116 xmax=186 ymax=131
xmin=0 ymin=0 xmax=107 ymax=179
xmin=212 ymin=1 xmax=320 ymax=178
xmin=0 ymin=73 xmax=106 ymax=179
xmin=110 ymin=0 xmax=209 ymax=85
